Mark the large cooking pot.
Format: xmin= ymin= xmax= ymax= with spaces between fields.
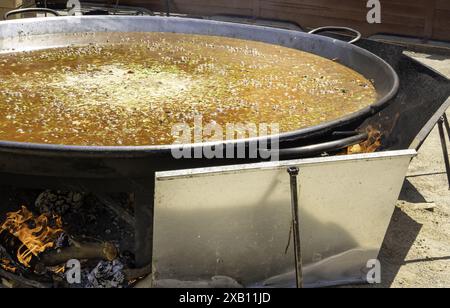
xmin=0 ymin=16 xmax=399 ymax=181
xmin=0 ymin=15 xmax=399 ymax=266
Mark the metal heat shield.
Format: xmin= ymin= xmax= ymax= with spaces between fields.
xmin=152 ymin=150 xmax=416 ymax=288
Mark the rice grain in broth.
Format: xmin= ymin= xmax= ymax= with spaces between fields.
xmin=0 ymin=33 xmax=377 ymax=146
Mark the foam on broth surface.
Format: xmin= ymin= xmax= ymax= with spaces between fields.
xmin=0 ymin=32 xmax=377 ymax=146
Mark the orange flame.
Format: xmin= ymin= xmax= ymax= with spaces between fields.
xmin=0 ymin=258 xmax=17 ymax=273
xmin=53 ymin=265 xmax=66 ymax=274
xmin=0 ymin=206 xmax=63 ymax=268
xmin=347 ymin=127 xmax=382 ymax=155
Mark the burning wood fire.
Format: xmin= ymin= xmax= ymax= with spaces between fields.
xmin=0 ymin=191 xmax=147 ymax=288
xmin=0 ymin=258 xmax=16 ymax=273
xmin=347 ymin=127 xmax=382 ymax=154
xmin=0 ymin=206 xmax=63 ymax=268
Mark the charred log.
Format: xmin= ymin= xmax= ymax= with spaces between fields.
xmin=40 ymin=242 xmax=118 ymax=266
xmin=123 ymin=263 xmax=152 ymax=281
xmin=0 ymin=268 xmax=51 ymax=288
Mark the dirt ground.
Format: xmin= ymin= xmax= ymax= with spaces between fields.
xmin=365 ymin=51 xmax=450 ymax=288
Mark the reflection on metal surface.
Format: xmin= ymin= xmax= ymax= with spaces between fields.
xmin=152 ymin=150 xmax=416 ymax=288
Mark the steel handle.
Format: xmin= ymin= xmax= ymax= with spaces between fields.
xmin=278 ymin=132 xmax=368 ymax=158
xmin=4 ymin=8 xmax=61 ymax=20
xmin=308 ymin=26 xmax=362 ymax=44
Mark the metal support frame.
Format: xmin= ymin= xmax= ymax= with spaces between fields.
xmin=134 ymin=179 xmax=155 ymax=268
xmin=287 ymin=167 xmax=303 ymax=288
xmin=438 ymin=114 xmax=450 ymax=190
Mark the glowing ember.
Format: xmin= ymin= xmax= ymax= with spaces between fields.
xmin=52 ymin=265 xmax=66 ymax=274
xmin=0 ymin=206 xmax=63 ymax=268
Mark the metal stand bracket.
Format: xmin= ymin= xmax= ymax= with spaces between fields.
xmin=287 ymin=167 xmax=303 ymax=288
xmin=438 ymin=114 xmax=450 ymax=190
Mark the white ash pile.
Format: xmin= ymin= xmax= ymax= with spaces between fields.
xmin=84 ymin=260 xmax=126 ymax=288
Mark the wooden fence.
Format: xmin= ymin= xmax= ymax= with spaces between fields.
xmin=126 ymin=0 xmax=450 ymax=41
xmin=3 ymin=0 xmax=449 ymax=41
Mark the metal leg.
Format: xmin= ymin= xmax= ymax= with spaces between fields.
xmin=287 ymin=167 xmax=303 ymax=288
xmin=134 ymin=178 xmax=155 ymax=268
xmin=165 ymin=0 xmax=170 ymax=16
xmin=443 ymin=113 xmax=450 ymax=141
xmin=438 ymin=117 xmax=450 ymax=190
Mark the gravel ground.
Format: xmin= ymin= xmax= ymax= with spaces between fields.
xmin=368 ymin=51 xmax=450 ymax=288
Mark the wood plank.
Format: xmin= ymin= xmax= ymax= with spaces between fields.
xmin=433 ymin=9 xmax=450 ymax=41
xmin=424 ymin=0 xmax=437 ymax=39
xmin=71 ymin=0 xmax=450 ymax=42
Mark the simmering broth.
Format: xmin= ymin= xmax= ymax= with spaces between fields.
xmin=0 ymin=32 xmax=376 ymax=146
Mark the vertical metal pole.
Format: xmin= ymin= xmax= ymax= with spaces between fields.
xmin=134 ymin=178 xmax=155 ymax=268
xmin=166 ymin=0 xmax=170 ymax=17
xmin=443 ymin=113 xmax=450 ymax=142
xmin=438 ymin=117 xmax=450 ymax=190
xmin=287 ymin=166 xmax=303 ymax=288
